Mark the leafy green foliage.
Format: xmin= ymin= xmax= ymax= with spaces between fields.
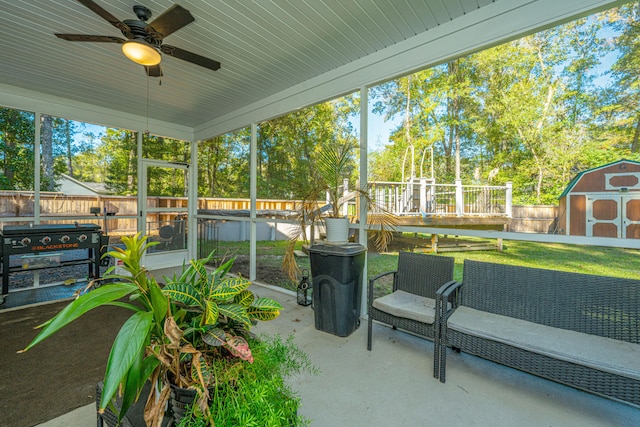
xmin=0 ymin=107 xmax=35 ymax=190
xmin=198 ymin=130 xmax=251 ymax=198
xmin=3 ymin=6 xmax=640 ymax=206
xmin=177 ymin=335 xmax=315 ymax=427
xmin=159 ymin=251 xmax=284 ymax=420
xmin=163 ymin=254 xmax=282 ymax=351
xmin=370 ymin=8 xmax=640 ymax=204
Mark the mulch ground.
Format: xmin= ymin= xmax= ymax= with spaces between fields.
xmin=0 ymin=300 xmax=130 ymax=427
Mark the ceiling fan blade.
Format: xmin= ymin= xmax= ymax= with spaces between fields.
xmin=160 ymin=45 xmax=221 ymax=71
xmin=145 ymin=64 xmax=163 ymax=77
xmin=76 ymin=0 xmax=130 ymax=33
xmin=146 ymin=5 xmax=194 ymax=39
xmin=55 ymin=34 xmax=125 ymax=43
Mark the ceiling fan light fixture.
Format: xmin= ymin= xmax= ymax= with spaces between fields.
xmin=121 ymin=40 xmax=161 ymax=66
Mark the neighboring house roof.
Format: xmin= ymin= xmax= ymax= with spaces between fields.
xmin=57 ymin=173 xmax=109 ymax=196
xmin=558 ymin=159 xmax=640 ymax=199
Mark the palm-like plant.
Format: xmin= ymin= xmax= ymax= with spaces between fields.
xmin=283 ymin=138 xmax=397 ymax=280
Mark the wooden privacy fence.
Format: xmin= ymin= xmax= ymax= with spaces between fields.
xmin=507 ymin=205 xmax=558 ymax=233
xmin=0 ymin=192 xmax=557 ymax=234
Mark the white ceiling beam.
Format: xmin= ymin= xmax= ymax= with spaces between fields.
xmin=0 ymin=83 xmax=194 ymax=141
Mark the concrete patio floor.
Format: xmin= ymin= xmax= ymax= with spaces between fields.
xmin=39 ymin=282 xmax=639 ymax=426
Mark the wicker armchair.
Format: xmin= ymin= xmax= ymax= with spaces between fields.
xmin=367 ymin=252 xmax=454 ymax=370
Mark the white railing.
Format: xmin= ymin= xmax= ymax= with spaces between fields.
xmin=366 ymin=179 xmax=512 ymax=218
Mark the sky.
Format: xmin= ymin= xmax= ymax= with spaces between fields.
xmin=349 ymin=104 xmax=401 ymax=153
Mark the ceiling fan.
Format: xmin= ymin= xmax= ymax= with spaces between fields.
xmin=55 ymin=0 xmax=221 ymax=77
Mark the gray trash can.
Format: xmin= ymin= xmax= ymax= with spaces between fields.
xmin=308 ymin=242 xmax=366 ymax=337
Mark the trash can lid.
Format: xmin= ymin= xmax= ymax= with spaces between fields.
xmin=308 ymin=242 xmax=367 ymax=256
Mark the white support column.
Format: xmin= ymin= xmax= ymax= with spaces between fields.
xmin=136 ymin=131 xmax=144 ymax=234
xmin=359 ymin=86 xmax=369 ymax=317
xmin=34 ymin=112 xmax=41 ymax=224
xmin=342 ymin=178 xmax=349 ymax=216
xmin=505 ymin=181 xmax=513 ymax=218
xmin=455 ymin=179 xmax=464 ymax=216
xmin=188 ymin=139 xmax=198 ymax=260
xmin=249 ymin=123 xmax=257 ymax=281
xmin=419 ymin=178 xmax=427 ymax=213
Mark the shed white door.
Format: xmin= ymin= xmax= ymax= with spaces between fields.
xmin=586 ymin=194 xmax=640 ymax=239
xmin=622 ymin=196 xmax=640 ymax=238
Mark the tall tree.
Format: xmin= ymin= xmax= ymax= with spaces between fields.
xmin=198 ymin=130 xmax=250 ymax=198
xmin=256 ymin=100 xmax=353 ymax=200
xmin=606 ymin=3 xmax=640 ymax=153
xmin=0 ymin=107 xmax=35 ymax=190
xmin=101 ymin=129 xmax=137 ymax=195
xmin=40 ymin=115 xmax=55 ymax=191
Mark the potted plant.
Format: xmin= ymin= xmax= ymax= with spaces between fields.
xmin=283 ymin=137 xmax=396 ymax=280
xmin=21 ymin=232 xmax=283 ymax=426
xmin=158 ymin=250 xmax=282 ymax=424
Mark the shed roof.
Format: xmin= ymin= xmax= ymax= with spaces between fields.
xmin=558 ymin=159 xmax=640 ymax=199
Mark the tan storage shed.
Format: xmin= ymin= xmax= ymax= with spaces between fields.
xmin=557 ymin=159 xmax=640 ymax=238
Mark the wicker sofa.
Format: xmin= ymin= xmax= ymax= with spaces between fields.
xmin=435 ymin=260 xmax=640 ymax=408
xmin=367 ymin=252 xmax=454 ymax=372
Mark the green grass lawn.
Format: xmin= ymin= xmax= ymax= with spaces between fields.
xmin=200 ymin=237 xmax=639 ymax=290
xmin=441 ymin=240 xmax=639 ymax=281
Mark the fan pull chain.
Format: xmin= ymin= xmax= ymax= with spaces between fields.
xmin=144 ymin=76 xmax=150 ymax=136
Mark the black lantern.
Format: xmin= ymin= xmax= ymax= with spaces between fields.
xmin=296 ymin=269 xmax=312 ymax=306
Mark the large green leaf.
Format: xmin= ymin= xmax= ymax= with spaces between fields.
xmin=246 ymin=307 xmax=281 ymax=321
xmin=117 ymin=354 xmax=159 ymax=420
xmin=246 ymin=298 xmax=282 ymax=321
xmin=148 ymin=279 xmax=168 ymax=326
xmin=105 ymin=301 xmax=142 ymax=312
xmin=22 ymin=283 xmax=137 ymax=352
xmin=118 ymin=343 xmax=145 ymax=420
xmin=189 ymin=259 xmax=209 ymax=286
xmin=203 ymin=299 xmax=219 ymax=326
xmin=251 ymin=298 xmax=284 ymax=311
xmin=222 ymin=277 xmax=250 ymax=292
xmin=234 ymin=290 xmax=254 ymax=307
xmin=100 ymin=311 xmax=154 ymax=411
xmin=218 ymin=303 xmax=251 ymax=326
xmin=163 ymin=283 xmax=202 ymax=307
xmin=202 ymin=327 xmax=226 ymax=347
xmin=209 ymin=285 xmax=241 ymax=300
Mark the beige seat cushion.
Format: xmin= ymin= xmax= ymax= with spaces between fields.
xmin=372 ymin=290 xmax=438 ymax=324
xmin=447 ymin=306 xmax=640 ymax=380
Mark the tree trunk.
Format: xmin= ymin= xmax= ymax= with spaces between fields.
xmin=65 ymin=120 xmax=73 ymax=177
